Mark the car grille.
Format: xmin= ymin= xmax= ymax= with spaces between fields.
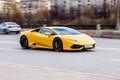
xmin=70 ymin=44 xmax=83 ymax=49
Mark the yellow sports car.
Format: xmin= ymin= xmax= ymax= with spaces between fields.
xmin=20 ymin=27 xmax=96 ymax=52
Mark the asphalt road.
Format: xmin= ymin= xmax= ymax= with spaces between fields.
xmin=0 ymin=34 xmax=120 ymax=78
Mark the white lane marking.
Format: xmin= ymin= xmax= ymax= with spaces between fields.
xmin=0 ymin=48 xmax=22 ymax=52
xmin=0 ymin=41 xmax=18 ymax=44
xmin=111 ymin=59 xmax=120 ymax=62
xmin=97 ymin=47 xmax=120 ymax=51
xmin=0 ymin=61 xmax=119 ymax=80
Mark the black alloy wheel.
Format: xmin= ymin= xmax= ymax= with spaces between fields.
xmin=20 ymin=36 xmax=30 ymax=49
xmin=53 ymin=38 xmax=63 ymax=52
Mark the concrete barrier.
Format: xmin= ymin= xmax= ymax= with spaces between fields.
xmin=112 ymin=31 xmax=120 ymax=39
xmin=101 ymin=31 xmax=113 ymax=38
xmin=94 ymin=31 xmax=102 ymax=38
xmin=80 ymin=30 xmax=94 ymax=37
xmin=80 ymin=30 xmax=120 ymax=39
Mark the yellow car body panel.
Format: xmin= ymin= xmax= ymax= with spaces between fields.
xmin=20 ymin=31 xmax=54 ymax=49
xmin=20 ymin=27 xmax=96 ymax=51
xmin=56 ymin=34 xmax=95 ymax=50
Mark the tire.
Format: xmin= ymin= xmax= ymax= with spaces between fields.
xmin=20 ymin=36 xmax=30 ymax=49
xmin=82 ymin=48 xmax=88 ymax=51
xmin=4 ymin=29 xmax=9 ymax=34
xmin=16 ymin=31 xmax=20 ymax=34
xmin=53 ymin=38 xmax=63 ymax=52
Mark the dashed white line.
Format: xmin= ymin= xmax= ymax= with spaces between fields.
xmin=0 ymin=48 xmax=22 ymax=52
xmin=111 ymin=59 xmax=120 ymax=62
xmin=97 ymin=47 xmax=120 ymax=51
xmin=0 ymin=41 xmax=18 ymax=44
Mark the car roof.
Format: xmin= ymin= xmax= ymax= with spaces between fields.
xmin=2 ymin=22 xmax=15 ymax=24
xmin=3 ymin=22 xmax=16 ymax=23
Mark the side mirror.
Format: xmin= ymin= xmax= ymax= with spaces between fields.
xmin=44 ymin=32 xmax=51 ymax=36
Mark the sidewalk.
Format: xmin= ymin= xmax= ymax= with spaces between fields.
xmin=0 ymin=62 xmax=119 ymax=80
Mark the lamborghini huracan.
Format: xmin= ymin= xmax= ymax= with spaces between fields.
xmin=20 ymin=27 xmax=96 ymax=52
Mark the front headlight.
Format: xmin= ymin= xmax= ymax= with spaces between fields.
xmin=69 ymin=39 xmax=77 ymax=42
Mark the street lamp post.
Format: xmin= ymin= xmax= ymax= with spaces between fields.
xmin=116 ymin=0 xmax=120 ymax=30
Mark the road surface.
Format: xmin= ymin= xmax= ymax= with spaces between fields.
xmin=0 ymin=34 xmax=120 ymax=79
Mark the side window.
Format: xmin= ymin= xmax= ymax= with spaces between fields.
xmin=32 ymin=29 xmax=40 ymax=32
xmin=39 ymin=28 xmax=56 ymax=35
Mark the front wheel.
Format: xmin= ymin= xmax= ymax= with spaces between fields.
xmin=20 ymin=36 xmax=30 ymax=49
xmin=4 ymin=29 xmax=9 ymax=34
xmin=53 ymin=38 xmax=63 ymax=52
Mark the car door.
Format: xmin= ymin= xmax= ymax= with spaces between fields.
xmin=35 ymin=28 xmax=55 ymax=48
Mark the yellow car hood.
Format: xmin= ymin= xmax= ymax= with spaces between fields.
xmin=60 ymin=34 xmax=95 ymax=44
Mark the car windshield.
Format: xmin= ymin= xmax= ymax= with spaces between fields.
xmin=53 ymin=27 xmax=80 ymax=35
xmin=6 ymin=22 xmax=18 ymax=25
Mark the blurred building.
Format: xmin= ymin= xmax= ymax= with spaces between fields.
xmin=0 ymin=0 xmax=16 ymax=13
xmin=94 ymin=0 xmax=117 ymax=7
xmin=0 ymin=0 xmax=16 ymax=19
xmin=21 ymin=0 xmax=51 ymax=14
xmin=52 ymin=0 xmax=117 ymax=12
xmin=50 ymin=0 xmax=117 ymax=19
xmin=0 ymin=1 xmax=5 ymax=13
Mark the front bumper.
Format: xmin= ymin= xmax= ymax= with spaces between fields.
xmin=64 ymin=43 xmax=96 ymax=50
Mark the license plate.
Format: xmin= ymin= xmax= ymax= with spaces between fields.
xmin=85 ymin=45 xmax=93 ymax=48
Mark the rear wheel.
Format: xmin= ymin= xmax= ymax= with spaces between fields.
xmin=20 ymin=36 xmax=30 ymax=49
xmin=4 ymin=29 xmax=9 ymax=34
xmin=53 ymin=38 xmax=63 ymax=52
xmin=16 ymin=31 xmax=20 ymax=34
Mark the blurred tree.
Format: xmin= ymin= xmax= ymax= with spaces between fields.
xmin=2 ymin=2 xmax=23 ymax=26
xmin=77 ymin=7 xmax=95 ymax=24
xmin=82 ymin=7 xmax=94 ymax=18
xmin=32 ymin=9 xmax=50 ymax=26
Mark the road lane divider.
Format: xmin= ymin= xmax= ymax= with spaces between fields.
xmin=97 ymin=47 xmax=120 ymax=51
xmin=0 ymin=41 xmax=18 ymax=44
xmin=111 ymin=59 xmax=120 ymax=62
xmin=0 ymin=48 xmax=22 ymax=52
